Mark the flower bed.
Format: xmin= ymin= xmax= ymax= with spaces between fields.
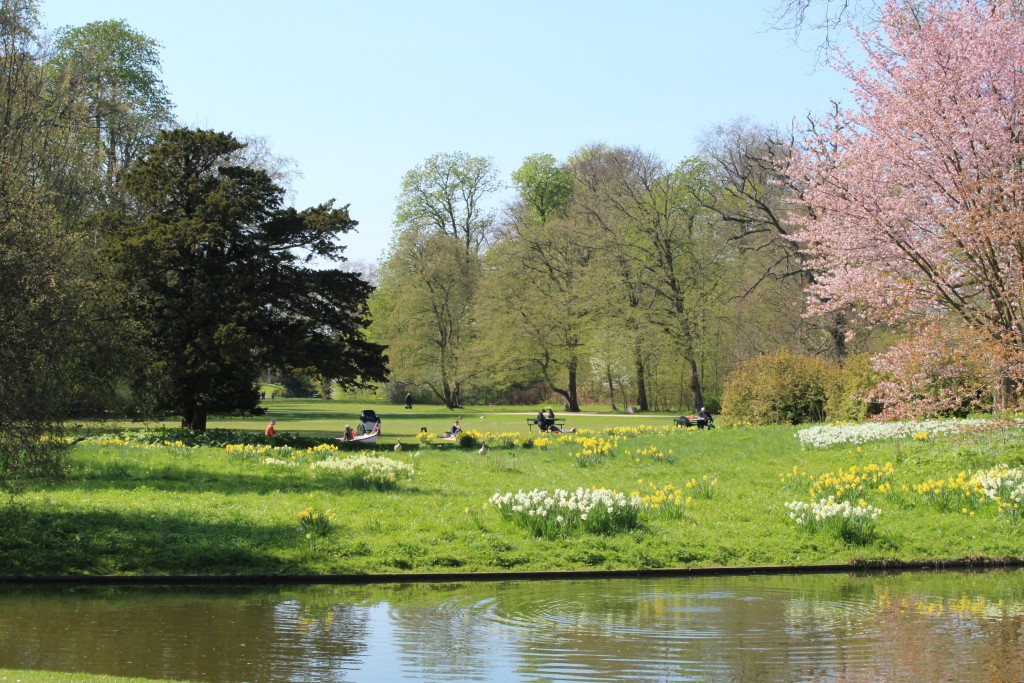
xmin=489 ymin=487 xmax=645 ymax=538
xmin=796 ymin=419 xmax=990 ymax=449
xmin=785 ymin=497 xmax=882 ymax=544
xmin=311 ymin=454 xmax=414 ymax=489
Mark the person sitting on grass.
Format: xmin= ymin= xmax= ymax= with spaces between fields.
xmin=343 ymin=424 xmax=354 ymax=441
xmin=548 ymin=424 xmax=576 ymax=434
xmin=264 ymin=419 xmax=278 ymax=437
xmin=450 ymin=418 xmax=462 ymax=437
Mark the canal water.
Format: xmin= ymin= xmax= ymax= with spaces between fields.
xmin=0 ymin=570 xmax=1021 ymax=682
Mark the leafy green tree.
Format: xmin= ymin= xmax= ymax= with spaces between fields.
xmin=109 ymin=128 xmax=386 ymax=430
xmin=572 ymin=146 xmax=727 ymax=411
xmin=0 ymin=0 xmax=75 ymax=490
xmin=372 ymin=227 xmax=478 ymax=408
xmin=51 ymin=19 xmax=175 ymax=203
xmin=375 ymin=151 xmax=500 ymax=408
xmin=478 ymin=154 xmax=591 ymax=411
xmin=395 ymin=151 xmax=500 ymax=254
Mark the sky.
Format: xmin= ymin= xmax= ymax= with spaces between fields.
xmin=39 ymin=0 xmax=854 ymax=265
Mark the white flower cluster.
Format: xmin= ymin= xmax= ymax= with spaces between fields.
xmin=785 ymin=497 xmax=881 ymax=527
xmin=490 ymin=487 xmax=639 ymax=517
xmin=489 ymin=487 xmax=645 ymax=536
xmin=972 ymin=465 xmax=1024 ymax=509
xmin=311 ymin=454 xmax=414 ymax=486
xmin=796 ymin=418 xmax=988 ymax=448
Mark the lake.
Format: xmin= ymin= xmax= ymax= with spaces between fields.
xmin=0 ymin=569 xmax=1021 ymax=682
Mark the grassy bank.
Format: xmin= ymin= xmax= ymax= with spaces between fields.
xmin=0 ymin=670 xmax=186 ymax=683
xmin=3 ymin=404 xmax=1024 ymax=577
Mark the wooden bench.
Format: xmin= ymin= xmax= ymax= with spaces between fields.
xmin=527 ymin=417 xmax=566 ymax=432
xmin=675 ymin=415 xmax=714 ymax=429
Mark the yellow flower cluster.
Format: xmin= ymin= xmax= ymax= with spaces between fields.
xmin=632 ymin=481 xmax=690 ymax=518
xmin=911 ymin=472 xmax=984 ymax=513
xmin=623 ymin=445 xmax=671 ymax=463
xmin=90 ymin=436 xmax=162 ymax=450
xmin=305 ymin=443 xmax=339 ymax=455
xmin=225 ymin=443 xmax=279 ymax=457
xmin=297 ymin=507 xmax=336 ymax=545
xmin=912 ymin=431 xmax=929 ymax=440
xmin=685 ymin=475 xmax=718 ymax=499
xmin=569 ymin=435 xmax=619 ymax=466
xmin=808 ymin=463 xmax=895 ymax=502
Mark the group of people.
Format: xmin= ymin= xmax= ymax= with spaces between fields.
xmin=535 ymin=408 xmax=574 ymax=434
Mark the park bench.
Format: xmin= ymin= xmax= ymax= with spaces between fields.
xmin=527 ymin=417 xmax=566 ymax=432
xmin=674 ymin=415 xmax=714 ymax=429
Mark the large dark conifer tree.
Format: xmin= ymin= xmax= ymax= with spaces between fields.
xmin=111 ymin=128 xmax=387 ymax=429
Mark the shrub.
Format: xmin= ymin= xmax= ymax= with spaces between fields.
xmin=721 ymin=350 xmax=836 ymax=425
xmin=868 ymin=323 xmax=1007 ymax=419
xmin=825 ymin=353 xmax=882 ymax=422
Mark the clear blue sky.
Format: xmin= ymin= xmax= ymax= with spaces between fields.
xmin=40 ymin=0 xmax=852 ymax=265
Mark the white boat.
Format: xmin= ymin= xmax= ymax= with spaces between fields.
xmin=337 ymin=428 xmax=379 ymax=445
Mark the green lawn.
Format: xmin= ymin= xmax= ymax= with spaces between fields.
xmin=3 ymin=404 xmax=1023 ymax=577
xmin=94 ymin=397 xmax=672 ymax=441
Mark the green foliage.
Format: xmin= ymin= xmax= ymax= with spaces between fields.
xmin=456 ymin=431 xmax=480 ymax=449
xmin=825 ymin=353 xmax=881 ymax=421
xmin=108 ymin=128 xmax=387 ymax=429
xmin=721 ymin=349 xmax=836 ymax=424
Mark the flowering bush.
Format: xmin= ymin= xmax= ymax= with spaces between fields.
xmin=785 ymin=497 xmax=881 ymax=544
xmin=489 ymin=487 xmax=645 ymax=538
xmin=311 ymin=454 xmax=414 ymax=489
xmin=868 ymin=323 xmax=1007 ymax=419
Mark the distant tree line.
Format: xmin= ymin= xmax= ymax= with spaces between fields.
xmin=373 ymin=0 xmax=1024 ymax=423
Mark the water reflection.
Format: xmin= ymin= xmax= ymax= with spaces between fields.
xmin=0 ymin=570 xmax=1021 ymax=682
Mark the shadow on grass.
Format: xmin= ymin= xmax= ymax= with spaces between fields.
xmin=62 ymin=461 xmax=431 ymax=497
xmin=0 ymin=507 xmax=297 ymax=576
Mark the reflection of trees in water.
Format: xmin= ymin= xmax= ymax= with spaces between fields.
xmin=1 ymin=572 xmax=1023 ymax=682
xmin=0 ymin=586 xmax=372 ymax=683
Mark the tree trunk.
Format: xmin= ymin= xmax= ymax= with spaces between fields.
xmin=181 ymin=404 xmax=208 ymax=431
xmin=634 ymin=345 xmax=649 ymax=411
xmin=566 ymin=363 xmax=580 ymax=412
xmin=827 ymin=309 xmax=848 ymax=360
xmin=606 ymin=365 xmax=617 ymax=411
xmin=688 ymin=358 xmax=704 ymax=411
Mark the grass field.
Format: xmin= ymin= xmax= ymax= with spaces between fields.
xmin=3 ymin=399 xmax=1023 ymax=578
xmin=108 ymin=397 xmax=671 ymax=440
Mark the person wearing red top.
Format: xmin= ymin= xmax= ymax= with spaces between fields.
xmin=265 ymin=419 xmax=278 ymax=436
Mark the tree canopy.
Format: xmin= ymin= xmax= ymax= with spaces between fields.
xmin=790 ymin=0 xmax=1024 ymax=408
xmin=110 ymin=128 xmax=387 ymax=429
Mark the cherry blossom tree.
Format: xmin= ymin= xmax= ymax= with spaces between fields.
xmin=790 ymin=0 xmax=1024 ymax=409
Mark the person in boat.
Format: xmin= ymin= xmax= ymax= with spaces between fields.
xmin=343 ymin=424 xmax=354 ymax=441
xmin=264 ymin=419 xmax=278 ymax=437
